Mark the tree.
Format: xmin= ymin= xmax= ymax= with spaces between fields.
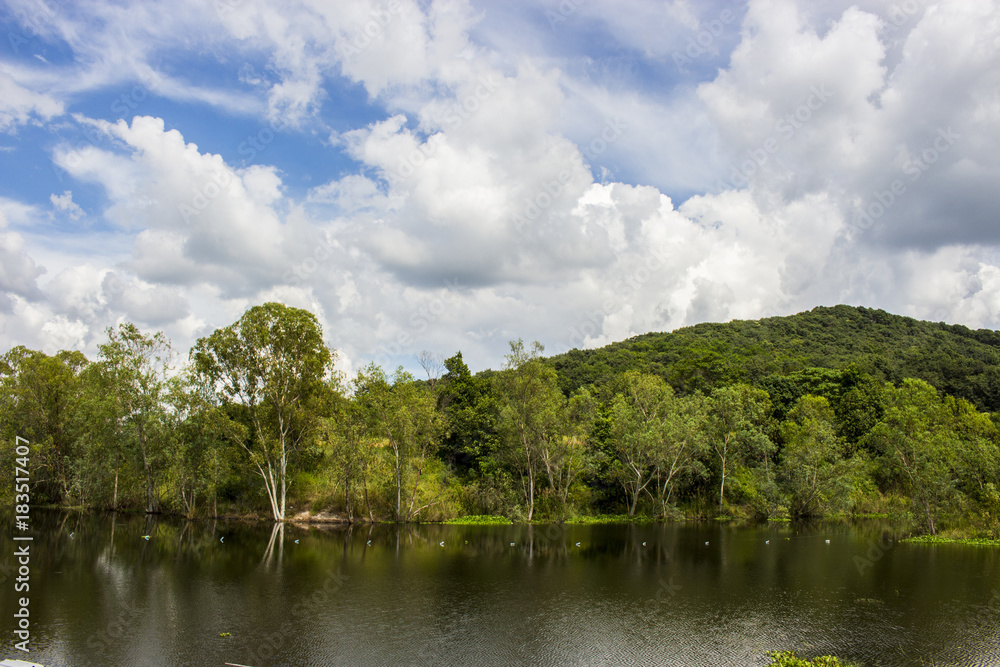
xmin=778 ymin=395 xmax=857 ymax=518
xmin=866 ymin=379 xmax=998 ymax=534
xmin=353 ymin=364 xmax=447 ymax=522
xmin=192 ymin=303 xmax=335 ymax=521
xmin=538 ymin=388 xmax=598 ymax=513
xmin=496 ymin=340 xmax=563 ymax=521
xmin=609 ymin=371 xmax=674 ymax=516
xmin=417 ymin=350 xmax=444 ymax=387
xmin=437 ymin=351 xmax=499 ymax=474
xmin=0 ymin=347 xmax=88 ymax=503
xmin=652 ymin=392 xmax=709 ymax=514
xmin=705 ymin=384 xmax=774 ymax=512
xmin=98 ymin=324 xmax=174 ymax=514
xmin=164 ymin=374 xmax=234 ymax=518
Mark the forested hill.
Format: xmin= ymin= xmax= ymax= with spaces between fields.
xmin=545 ymin=305 xmax=1000 ymax=411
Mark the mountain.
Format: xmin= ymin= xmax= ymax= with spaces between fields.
xmin=545 ymin=305 xmax=1000 ymax=411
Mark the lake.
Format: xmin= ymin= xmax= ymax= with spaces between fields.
xmin=2 ymin=512 xmax=999 ymax=666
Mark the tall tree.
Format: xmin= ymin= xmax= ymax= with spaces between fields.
xmin=496 ymin=340 xmax=563 ymax=521
xmin=98 ymin=324 xmax=174 ymax=514
xmin=192 ymin=302 xmax=335 ymax=521
xmin=539 ymin=388 xmax=597 ymax=511
xmin=437 ymin=351 xmax=499 ymax=474
xmin=652 ymin=392 xmax=709 ymax=514
xmin=609 ymin=371 xmax=674 ymax=516
xmin=705 ymin=383 xmax=774 ymax=512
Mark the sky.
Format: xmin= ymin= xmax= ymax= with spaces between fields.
xmin=1 ymin=0 xmax=999 ymax=377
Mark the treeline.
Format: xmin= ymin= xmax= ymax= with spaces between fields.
xmin=1 ymin=303 xmax=999 ymax=537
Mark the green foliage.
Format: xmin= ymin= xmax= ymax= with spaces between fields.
xmin=3 ymin=303 xmax=999 ymax=532
xmin=564 ymin=513 xmax=655 ymax=524
xmin=778 ymin=396 xmax=860 ymax=518
xmin=192 ymin=302 xmax=336 ymax=521
xmin=352 ymin=364 xmax=447 ymax=522
xmin=767 ymin=651 xmax=859 ymax=666
xmin=546 ymin=305 xmax=1000 ymax=412
xmin=444 ymin=515 xmax=512 ymax=525
xmin=705 ymin=383 xmax=774 ymax=513
xmin=901 ymin=535 xmax=1000 ymax=547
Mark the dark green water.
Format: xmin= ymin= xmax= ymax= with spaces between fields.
xmin=2 ymin=512 xmax=1000 ymax=666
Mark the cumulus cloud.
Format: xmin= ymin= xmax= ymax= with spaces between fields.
xmin=0 ymin=0 xmax=999 ymax=375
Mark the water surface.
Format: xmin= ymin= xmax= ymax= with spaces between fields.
xmin=2 ymin=512 xmax=999 ymax=666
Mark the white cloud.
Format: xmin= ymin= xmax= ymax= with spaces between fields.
xmin=49 ymin=190 xmax=84 ymax=220
xmin=1 ymin=0 xmax=999 ymax=377
xmin=0 ymin=68 xmax=64 ymax=131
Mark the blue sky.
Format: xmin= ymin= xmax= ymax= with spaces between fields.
xmin=1 ymin=0 xmax=999 ymax=376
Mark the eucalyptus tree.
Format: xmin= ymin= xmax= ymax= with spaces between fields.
xmin=98 ymin=324 xmax=174 ymax=513
xmin=609 ymin=371 xmax=671 ymax=516
xmin=496 ymin=340 xmax=563 ymax=521
xmin=192 ymin=302 xmax=336 ymax=521
xmin=705 ymin=383 xmax=774 ymax=513
xmin=652 ymin=392 xmax=709 ymax=514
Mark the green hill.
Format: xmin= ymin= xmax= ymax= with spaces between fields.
xmin=546 ymin=305 xmax=1000 ymax=411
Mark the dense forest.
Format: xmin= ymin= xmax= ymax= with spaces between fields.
xmin=2 ymin=303 xmax=998 ymax=538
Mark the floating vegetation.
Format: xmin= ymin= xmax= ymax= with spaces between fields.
xmin=902 ymin=535 xmax=1000 ymax=547
xmin=767 ymin=650 xmax=859 ymax=666
xmin=443 ymin=515 xmax=512 ymax=525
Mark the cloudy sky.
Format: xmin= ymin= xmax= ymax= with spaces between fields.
xmin=1 ymin=0 xmax=999 ymax=376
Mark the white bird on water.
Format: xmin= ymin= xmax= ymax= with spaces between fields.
xmin=440 ymin=541 xmax=445 ymax=547
xmin=294 ymin=539 xmax=299 ymax=544
xmin=220 ymin=536 xmax=224 ymax=543
xmin=576 ymin=542 xmax=581 ymax=547
xmin=825 ymin=539 xmax=831 ymax=544
xmin=704 ymin=541 xmax=709 ymax=546
xmin=765 ymin=540 xmax=769 ymax=544
xmin=142 ymin=535 xmax=150 ymax=541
